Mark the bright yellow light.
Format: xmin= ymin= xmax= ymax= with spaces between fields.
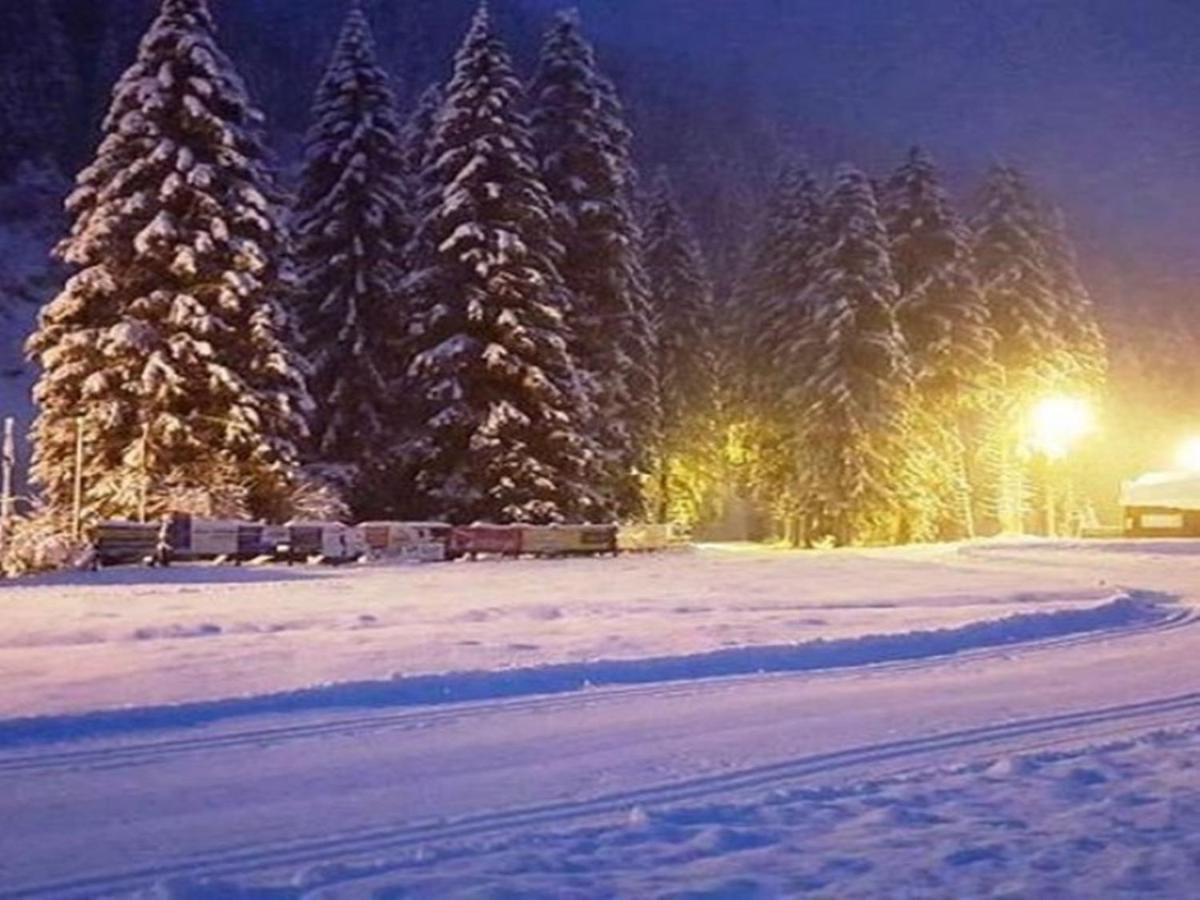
xmin=1175 ymin=437 xmax=1200 ymax=472
xmin=1027 ymin=395 xmax=1094 ymax=460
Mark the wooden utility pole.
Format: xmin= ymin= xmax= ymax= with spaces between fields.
xmin=72 ymin=418 xmax=84 ymax=541
xmin=0 ymin=417 xmax=13 ymax=551
xmin=137 ymin=420 xmax=150 ymax=523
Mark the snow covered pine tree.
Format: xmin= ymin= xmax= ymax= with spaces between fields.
xmin=291 ymin=3 xmax=409 ymax=515
xmin=731 ymin=162 xmax=823 ymax=534
xmin=794 ymin=164 xmax=913 ymax=546
xmin=529 ymin=10 xmax=656 ymax=519
xmin=27 ymin=0 xmax=310 ymax=524
xmin=1043 ymin=204 xmax=1107 ymax=392
xmin=741 ymin=162 xmax=823 ymax=407
xmin=402 ymin=4 xmax=597 ymax=524
xmin=970 ymin=164 xmax=1066 ymax=533
xmin=971 ymin=164 xmax=1063 ymax=389
xmin=641 ymin=172 xmax=719 ymax=525
xmin=881 ymin=147 xmax=994 ymax=538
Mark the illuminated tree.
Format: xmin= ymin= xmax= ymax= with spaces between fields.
xmin=1043 ymin=205 xmax=1107 ymax=390
xmin=882 ymin=146 xmax=994 ymax=537
xmin=27 ymin=0 xmax=310 ymax=523
xmin=971 ymin=164 xmax=1061 ymax=385
xmin=794 ymin=164 xmax=913 ymax=545
xmin=729 ymin=162 xmax=824 ymax=535
xmin=642 ymin=172 xmax=719 ymax=524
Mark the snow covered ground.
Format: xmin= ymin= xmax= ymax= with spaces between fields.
xmin=244 ymin=724 xmax=1200 ymax=899
xmin=0 ymin=540 xmax=1150 ymax=719
xmin=2 ymin=539 xmax=1200 ymax=897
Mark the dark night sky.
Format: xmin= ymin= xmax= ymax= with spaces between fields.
xmin=519 ymin=0 xmax=1200 ymax=314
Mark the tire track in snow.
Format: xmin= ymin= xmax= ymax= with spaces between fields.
xmin=0 ymin=600 xmax=1191 ymax=775
xmin=11 ymin=689 xmax=1200 ymax=899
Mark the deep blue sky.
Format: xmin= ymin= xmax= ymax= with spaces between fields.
xmin=520 ymin=0 xmax=1200 ymax=313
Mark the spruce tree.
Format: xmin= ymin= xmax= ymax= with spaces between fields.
xmin=741 ymin=162 xmax=823 ymax=396
xmin=402 ymin=5 xmax=596 ymax=524
xmin=1043 ymin=205 xmax=1107 ymax=389
xmin=881 ymin=147 xmax=994 ymax=538
xmin=970 ymin=165 xmax=1069 ymax=533
xmin=731 ymin=162 xmax=823 ymax=536
xmin=971 ymin=165 xmax=1062 ymax=385
xmin=794 ymin=165 xmax=913 ymax=545
xmin=27 ymin=0 xmax=310 ymax=523
xmin=642 ymin=172 xmax=718 ymax=524
xmin=529 ymin=10 xmax=652 ymax=518
xmin=882 ymin=147 xmax=992 ymax=395
xmin=291 ymin=4 xmax=409 ymax=506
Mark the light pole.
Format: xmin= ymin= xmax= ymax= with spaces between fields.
xmin=0 ymin=417 xmax=13 ymax=552
xmin=1025 ymin=395 xmax=1094 ymax=537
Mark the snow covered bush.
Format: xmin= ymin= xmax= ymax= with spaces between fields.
xmin=286 ymin=465 xmax=352 ymax=523
xmin=0 ymin=508 xmax=87 ymax=577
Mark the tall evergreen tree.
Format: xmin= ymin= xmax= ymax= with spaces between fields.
xmin=27 ymin=0 xmax=310 ymax=523
xmin=971 ymin=164 xmax=1062 ymax=386
xmin=741 ymin=162 xmax=823 ymax=396
xmin=729 ymin=161 xmax=823 ymax=536
xmin=291 ymin=4 xmax=409 ymax=507
xmin=1043 ymin=204 xmax=1107 ymax=389
xmin=402 ymin=4 xmax=596 ymax=524
xmin=794 ymin=165 xmax=913 ymax=545
xmin=642 ymin=172 xmax=718 ymax=524
xmin=529 ymin=10 xmax=652 ymax=518
xmin=883 ymin=147 xmax=992 ymax=395
xmin=970 ymin=164 xmax=1071 ymax=533
xmin=881 ymin=147 xmax=993 ymax=538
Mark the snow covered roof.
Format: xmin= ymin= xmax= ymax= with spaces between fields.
xmin=1120 ymin=471 xmax=1200 ymax=511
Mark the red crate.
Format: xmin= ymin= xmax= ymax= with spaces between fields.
xmin=449 ymin=525 xmax=523 ymax=557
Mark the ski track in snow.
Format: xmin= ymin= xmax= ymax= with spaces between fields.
xmin=7 ymin=693 xmax=1200 ymax=898
xmin=0 ymin=593 xmax=1190 ymax=770
xmin=0 ymin=591 xmax=1182 ymax=749
xmin=2 ymin=540 xmax=1200 ymax=897
xmin=255 ymin=725 xmax=1200 ymax=900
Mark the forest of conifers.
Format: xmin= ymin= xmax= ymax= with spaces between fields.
xmin=4 ymin=1 xmax=1113 ymax=546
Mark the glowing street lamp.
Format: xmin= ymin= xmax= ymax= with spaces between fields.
xmin=1175 ymin=437 xmax=1200 ymax=472
xmin=1025 ymin=395 xmax=1095 ymax=537
xmin=1027 ymin=395 xmax=1095 ymax=461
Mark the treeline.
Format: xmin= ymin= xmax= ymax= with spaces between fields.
xmin=725 ymin=156 xmax=1105 ymax=545
xmin=23 ymin=0 xmax=1105 ymax=543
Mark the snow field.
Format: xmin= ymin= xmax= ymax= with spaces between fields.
xmin=0 ymin=541 xmax=1152 ymax=720
xmin=234 ymin=725 xmax=1200 ymax=899
xmin=2 ymin=540 xmax=1199 ymax=897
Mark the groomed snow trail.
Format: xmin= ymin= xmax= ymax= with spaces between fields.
xmin=2 ymin=541 xmax=1199 ymax=897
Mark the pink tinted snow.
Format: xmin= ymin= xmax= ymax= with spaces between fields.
xmin=0 ymin=540 xmax=1184 ymax=719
